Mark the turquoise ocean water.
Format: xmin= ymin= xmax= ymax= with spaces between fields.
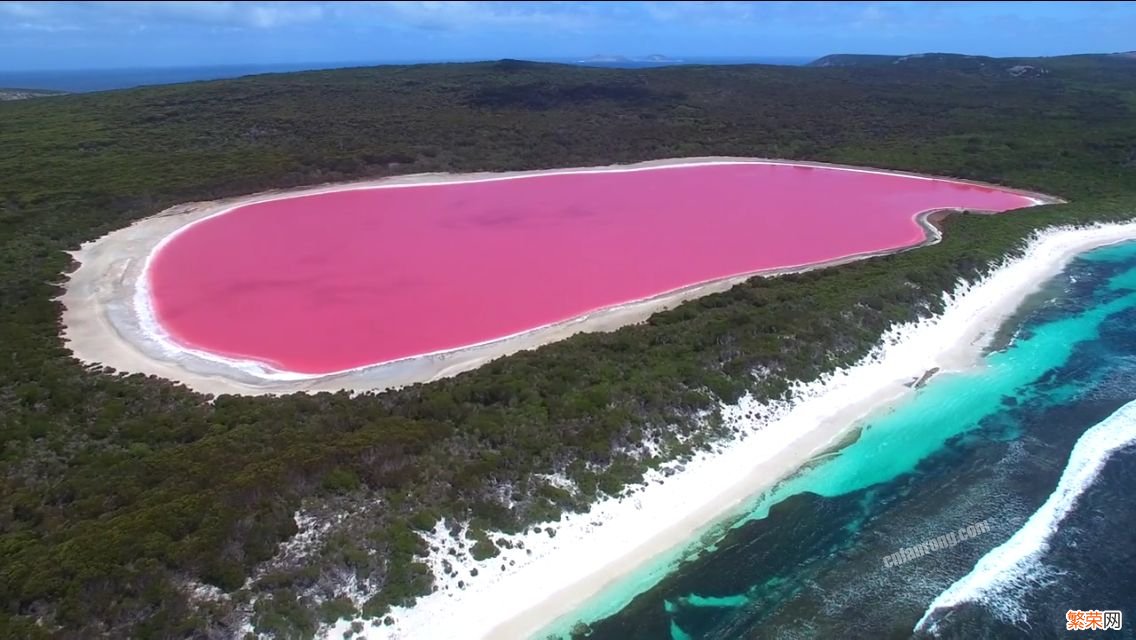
xmin=547 ymin=240 xmax=1136 ymax=639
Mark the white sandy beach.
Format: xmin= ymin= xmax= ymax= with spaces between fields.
xmin=318 ymin=221 xmax=1136 ymax=640
xmin=57 ymin=156 xmax=1052 ymax=397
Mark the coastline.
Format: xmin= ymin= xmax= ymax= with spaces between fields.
xmin=322 ymin=221 xmax=1136 ymax=640
xmin=58 ymin=156 xmax=1053 ymax=397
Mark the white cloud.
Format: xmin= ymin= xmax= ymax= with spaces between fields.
xmin=642 ymin=1 xmax=762 ymax=24
xmin=88 ymin=1 xmax=327 ymax=29
xmin=0 ymin=1 xmax=328 ymax=32
xmin=637 ymin=1 xmax=961 ymax=30
xmin=0 ymin=1 xmax=617 ymax=34
xmin=11 ymin=21 xmax=81 ymax=32
xmin=345 ymin=2 xmax=601 ymax=32
xmin=1 ymin=1 xmax=1127 ymax=39
xmin=0 ymin=2 xmax=49 ymax=18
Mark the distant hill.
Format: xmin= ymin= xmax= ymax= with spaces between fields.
xmin=808 ymin=51 xmax=1136 ymax=79
xmin=809 ymin=52 xmax=1049 ymax=76
xmin=808 ymin=53 xmax=902 ymax=67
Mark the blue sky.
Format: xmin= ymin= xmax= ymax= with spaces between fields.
xmin=1 ymin=1 xmax=1134 ymax=71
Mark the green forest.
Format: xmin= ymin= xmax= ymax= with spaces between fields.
xmin=2 ymin=54 xmax=1136 ymax=638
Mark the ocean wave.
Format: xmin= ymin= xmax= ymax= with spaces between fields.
xmin=915 ymin=399 xmax=1136 ymax=634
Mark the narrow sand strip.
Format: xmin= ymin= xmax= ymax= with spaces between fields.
xmin=320 ymin=221 xmax=1136 ymax=640
xmin=58 ymin=156 xmax=1054 ymax=396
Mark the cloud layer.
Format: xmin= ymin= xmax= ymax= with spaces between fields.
xmin=1 ymin=1 xmax=1133 ymax=70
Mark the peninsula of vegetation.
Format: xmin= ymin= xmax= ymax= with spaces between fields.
xmin=2 ymin=53 xmax=1136 ymax=639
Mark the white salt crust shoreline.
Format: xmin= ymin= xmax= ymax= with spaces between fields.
xmin=318 ymin=221 xmax=1136 ymax=640
xmin=58 ymin=156 xmax=1052 ymax=397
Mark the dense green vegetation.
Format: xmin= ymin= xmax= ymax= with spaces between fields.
xmin=2 ymin=55 xmax=1136 ymax=638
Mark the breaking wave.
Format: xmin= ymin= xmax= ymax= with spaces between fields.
xmin=915 ymin=399 xmax=1136 ymax=633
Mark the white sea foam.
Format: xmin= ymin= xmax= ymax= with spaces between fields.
xmin=319 ymin=221 xmax=1136 ymax=640
xmin=914 ymin=398 xmax=1136 ymax=634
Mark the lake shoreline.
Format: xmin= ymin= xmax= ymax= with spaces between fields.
xmin=58 ymin=156 xmax=1053 ymax=397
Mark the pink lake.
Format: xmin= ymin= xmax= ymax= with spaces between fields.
xmin=146 ymin=163 xmax=1038 ymax=374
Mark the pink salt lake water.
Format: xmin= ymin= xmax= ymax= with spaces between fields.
xmin=147 ymin=163 xmax=1038 ymax=374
